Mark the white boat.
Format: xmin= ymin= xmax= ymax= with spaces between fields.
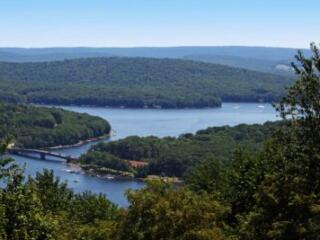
xmin=63 ymin=169 xmax=76 ymax=174
xmin=257 ymin=105 xmax=265 ymax=109
xmin=105 ymin=175 xmax=115 ymax=180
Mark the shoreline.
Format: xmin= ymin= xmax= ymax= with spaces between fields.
xmin=35 ymin=101 xmax=273 ymax=110
xmin=37 ymin=103 xmax=223 ymax=110
xmin=44 ymin=133 xmax=112 ymax=150
xmin=66 ymin=163 xmax=183 ymax=184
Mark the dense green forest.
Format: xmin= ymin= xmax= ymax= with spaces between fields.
xmin=80 ymin=151 xmax=133 ymax=174
xmin=80 ymin=121 xmax=282 ymax=177
xmin=0 ymin=57 xmax=293 ymax=108
xmin=0 ymin=44 xmax=319 ymax=240
xmin=0 ymin=103 xmax=110 ymax=148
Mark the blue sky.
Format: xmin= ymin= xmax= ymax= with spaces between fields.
xmin=0 ymin=0 xmax=319 ymax=48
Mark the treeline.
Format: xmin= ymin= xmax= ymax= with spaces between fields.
xmin=0 ymin=103 xmax=110 ymax=148
xmin=80 ymin=151 xmax=133 ymax=173
xmin=0 ymin=44 xmax=319 ymax=240
xmin=0 ymin=57 xmax=293 ymax=108
xmin=80 ymin=121 xmax=283 ymax=177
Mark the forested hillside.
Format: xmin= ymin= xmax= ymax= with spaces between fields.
xmin=80 ymin=121 xmax=283 ymax=177
xmin=0 ymin=103 xmax=110 ymax=148
xmin=0 ymin=57 xmax=293 ymax=108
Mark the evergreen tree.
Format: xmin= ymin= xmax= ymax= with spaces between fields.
xmin=239 ymin=43 xmax=320 ymax=239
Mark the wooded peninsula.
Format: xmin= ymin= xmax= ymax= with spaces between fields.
xmin=0 ymin=103 xmax=110 ymax=149
xmin=0 ymin=57 xmax=293 ymax=108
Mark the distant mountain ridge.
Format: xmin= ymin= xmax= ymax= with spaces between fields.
xmin=0 ymin=46 xmax=309 ymax=60
xmin=184 ymin=54 xmax=294 ymax=75
xmin=0 ymin=46 xmax=308 ymax=75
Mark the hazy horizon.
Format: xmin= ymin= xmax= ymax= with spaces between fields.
xmin=0 ymin=45 xmax=310 ymax=50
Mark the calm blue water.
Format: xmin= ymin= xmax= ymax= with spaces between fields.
xmin=11 ymin=103 xmax=279 ymax=207
xmin=62 ymin=103 xmax=279 ymax=140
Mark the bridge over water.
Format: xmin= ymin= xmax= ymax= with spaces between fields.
xmin=8 ymin=148 xmax=78 ymax=163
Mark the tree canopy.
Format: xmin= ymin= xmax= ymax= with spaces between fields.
xmin=0 ymin=103 xmax=110 ymax=148
xmin=81 ymin=121 xmax=282 ymax=178
xmin=0 ymin=57 xmax=293 ymax=108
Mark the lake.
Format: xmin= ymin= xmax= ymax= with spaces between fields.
xmin=12 ymin=103 xmax=279 ymax=207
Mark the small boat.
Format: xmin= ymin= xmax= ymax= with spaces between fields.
xmin=257 ymin=105 xmax=265 ymax=109
xmin=105 ymin=175 xmax=115 ymax=180
xmin=73 ymin=180 xmax=79 ymax=183
xmin=64 ymin=169 xmax=76 ymax=174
